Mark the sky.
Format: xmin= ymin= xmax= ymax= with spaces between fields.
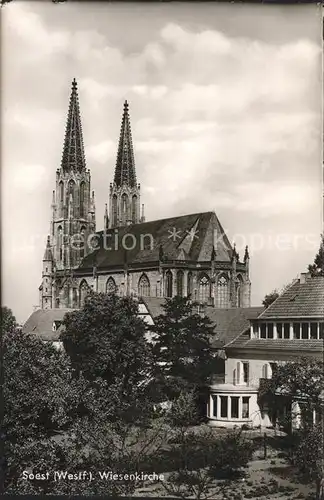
xmin=2 ymin=1 xmax=323 ymax=323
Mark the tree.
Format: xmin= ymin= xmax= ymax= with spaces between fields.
xmin=160 ymin=392 xmax=255 ymax=499
xmin=294 ymin=424 xmax=323 ymax=499
xmin=260 ymin=358 xmax=324 ymax=424
xmin=3 ymin=327 xmax=84 ymax=493
xmin=61 ymin=293 xmax=153 ymax=383
xmin=262 ymin=290 xmax=279 ymax=309
xmin=2 ymin=304 xmax=163 ymax=496
xmin=1 ymin=306 xmax=17 ymax=335
xmin=151 ymin=296 xmax=218 ymax=402
xmin=61 ymin=292 xmax=156 ymax=424
xmin=308 ymin=234 xmax=324 ymax=277
xmin=258 ymin=358 xmax=324 ymax=499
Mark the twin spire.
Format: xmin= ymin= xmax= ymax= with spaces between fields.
xmin=61 ymin=79 xmax=137 ymax=191
xmin=61 ymin=78 xmax=86 ymax=172
xmin=114 ymin=100 xmax=137 ymax=188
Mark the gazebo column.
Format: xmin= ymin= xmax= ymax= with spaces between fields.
xmin=209 ymin=394 xmax=214 ymax=418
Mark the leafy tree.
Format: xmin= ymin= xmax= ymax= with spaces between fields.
xmin=152 ymin=296 xmax=218 ymax=402
xmin=308 ymin=234 xmax=324 ymax=277
xmin=61 ymin=292 xmax=155 ymax=422
xmin=160 ymin=392 xmax=254 ymax=499
xmin=262 ymin=290 xmax=279 ymax=308
xmin=259 ymin=358 xmax=324 ymax=424
xmin=3 ymin=329 xmax=81 ymax=443
xmin=294 ymin=424 xmax=324 ymax=499
xmin=3 ymin=327 xmax=86 ymax=493
xmin=258 ymin=358 xmax=324 ymax=499
xmin=3 ymin=308 xmax=163 ymax=496
xmin=1 ymin=306 xmax=17 ymax=335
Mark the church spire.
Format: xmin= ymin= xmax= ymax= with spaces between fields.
xmin=114 ymin=100 xmax=137 ymax=188
xmin=61 ymin=78 xmax=86 ymax=172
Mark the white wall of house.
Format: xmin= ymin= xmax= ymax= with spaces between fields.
xmin=208 ymin=354 xmax=281 ymax=428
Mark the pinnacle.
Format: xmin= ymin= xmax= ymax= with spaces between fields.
xmin=61 ymin=79 xmax=86 ymax=173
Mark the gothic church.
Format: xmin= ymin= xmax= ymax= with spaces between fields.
xmin=39 ymin=79 xmax=251 ymax=310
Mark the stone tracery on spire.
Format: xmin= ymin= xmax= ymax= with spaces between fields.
xmin=114 ymin=100 xmax=137 ymax=188
xmin=61 ymin=78 xmax=86 ymax=172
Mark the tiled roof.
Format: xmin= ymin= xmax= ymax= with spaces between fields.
xmin=78 ymin=212 xmax=234 ymax=270
xmin=143 ymin=298 xmax=264 ymax=348
xmin=259 ymin=275 xmax=324 ymax=319
xmin=228 ymin=336 xmax=323 ymax=353
xmin=207 ymin=307 xmax=264 ymax=347
xmin=23 ymin=308 xmax=76 ymax=341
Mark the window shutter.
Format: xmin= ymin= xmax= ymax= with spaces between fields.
xmin=236 ymin=362 xmax=241 ymax=384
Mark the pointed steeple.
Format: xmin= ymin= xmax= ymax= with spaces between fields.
xmin=114 ymin=100 xmax=137 ymax=188
xmin=61 ymin=78 xmax=86 ymax=172
xmin=43 ymin=235 xmax=53 ymax=261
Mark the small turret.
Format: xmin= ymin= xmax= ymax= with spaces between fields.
xmin=104 ymin=203 xmax=109 ymax=230
xmin=244 ymin=245 xmax=250 ymax=276
xmin=141 ymin=203 xmax=145 ymax=223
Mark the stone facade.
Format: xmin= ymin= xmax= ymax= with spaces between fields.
xmin=39 ymin=79 xmax=251 ymax=311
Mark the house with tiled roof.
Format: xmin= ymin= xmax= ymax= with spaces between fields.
xmin=22 ymin=308 xmax=76 ymax=348
xmin=38 ymin=79 xmax=251 ymax=311
xmin=206 ymin=273 xmax=324 ymax=429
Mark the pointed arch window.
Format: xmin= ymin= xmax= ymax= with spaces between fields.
xmin=198 ymin=274 xmax=210 ymax=303
xmin=57 ymin=226 xmax=63 ymax=261
xmin=72 ymin=288 xmax=78 ymax=308
xmin=121 ymin=193 xmax=128 ymax=224
xmin=68 ymin=180 xmax=75 ymax=199
xmin=112 ymin=194 xmax=118 ymax=227
xmin=59 ymin=181 xmax=64 ymax=203
xmin=79 ymin=280 xmax=89 ymax=307
xmin=132 ymin=195 xmax=137 ymax=223
xmin=165 ymin=270 xmax=173 ymax=298
xmin=67 ymin=180 xmax=75 ymax=218
xmin=236 ymin=275 xmax=243 ymax=307
xmin=138 ymin=273 xmax=150 ymax=297
xmin=80 ymin=226 xmax=86 ymax=260
xmin=106 ymin=277 xmax=117 ymax=294
xmin=187 ymin=271 xmax=193 ymax=297
xmin=217 ymin=275 xmax=229 ymax=308
xmin=64 ymin=284 xmax=70 ymax=308
xmin=176 ymin=270 xmax=184 ymax=297
xmin=80 ymin=182 xmax=85 ymax=218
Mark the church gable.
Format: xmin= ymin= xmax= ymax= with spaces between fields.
xmin=196 ymin=212 xmax=233 ymax=262
xmin=78 ymin=211 xmax=233 ymax=270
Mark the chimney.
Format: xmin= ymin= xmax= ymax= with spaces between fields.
xmin=300 ymin=272 xmax=310 ymax=284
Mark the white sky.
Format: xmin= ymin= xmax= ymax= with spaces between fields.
xmin=2 ymin=2 xmax=323 ymax=323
